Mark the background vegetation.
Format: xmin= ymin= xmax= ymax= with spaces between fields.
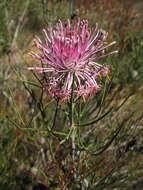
xmin=0 ymin=0 xmax=143 ymax=189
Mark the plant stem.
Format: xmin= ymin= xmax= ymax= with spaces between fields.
xmin=69 ymin=0 xmax=74 ymax=19
xmin=69 ymin=73 xmax=77 ymax=179
xmin=52 ymin=99 xmax=59 ymax=129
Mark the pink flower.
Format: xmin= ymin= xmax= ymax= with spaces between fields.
xmin=29 ymin=18 xmax=118 ymax=100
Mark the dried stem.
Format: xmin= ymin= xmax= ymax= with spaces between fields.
xmin=11 ymin=0 xmax=30 ymax=48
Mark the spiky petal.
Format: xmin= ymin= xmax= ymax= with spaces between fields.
xmin=29 ymin=18 xmax=118 ymax=100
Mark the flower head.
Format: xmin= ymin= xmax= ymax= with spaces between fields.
xmin=29 ymin=18 xmax=118 ymax=101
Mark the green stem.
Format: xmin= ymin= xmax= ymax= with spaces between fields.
xmin=51 ymin=99 xmax=59 ymax=129
xmin=69 ymin=73 xmax=77 ymax=179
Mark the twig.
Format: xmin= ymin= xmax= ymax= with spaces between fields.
xmin=11 ymin=0 xmax=30 ymax=48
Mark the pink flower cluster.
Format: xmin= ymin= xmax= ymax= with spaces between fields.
xmin=29 ymin=18 xmax=118 ymax=101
